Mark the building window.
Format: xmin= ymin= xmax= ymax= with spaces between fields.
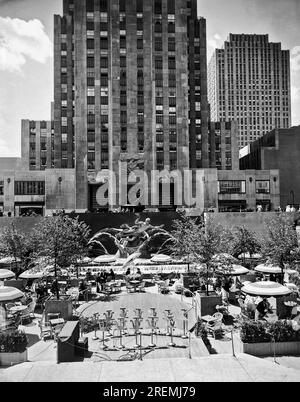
xmin=0 ymin=181 xmax=3 ymax=195
xmin=218 ymin=180 xmax=246 ymax=194
xmin=256 ymin=180 xmax=270 ymax=194
xmin=15 ymin=181 xmax=45 ymax=196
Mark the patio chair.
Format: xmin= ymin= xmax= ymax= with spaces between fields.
xmin=212 ymin=312 xmax=223 ymax=322
xmin=19 ymin=307 xmax=31 ymax=325
xmin=174 ymin=283 xmax=184 ymax=294
xmin=126 ymin=282 xmax=135 ymax=293
xmin=137 ymin=281 xmax=146 ymax=293
xmin=159 ymin=279 xmax=170 ymax=294
xmin=27 ymin=300 xmax=37 ymax=319
xmin=238 ymin=298 xmax=250 ymax=319
xmin=70 ymin=289 xmax=80 ymax=308
xmin=113 ymin=280 xmax=122 ymax=293
xmin=38 ymin=319 xmax=54 ymax=340
xmin=206 ymin=320 xmax=223 ymax=339
xmin=5 ymin=302 xmax=16 ymax=311
xmin=47 ymin=312 xmax=60 ymax=321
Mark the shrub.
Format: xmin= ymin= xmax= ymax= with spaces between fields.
xmin=240 ymin=320 xmax=271 ymax=344
xmin=79 ymin=317 xmax=98 ymax=334
xmin=0 ymin=330 xmax=28 ymax=353
xmin=268 ymin=320 xmax=300 ymax=343
xmin=240 ymin=319 xmax=300 ymax=344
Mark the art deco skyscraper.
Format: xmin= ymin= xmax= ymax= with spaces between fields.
xmin=208 ymin=34 xmax=291 ymax=149
xmin=53 ymin=0 xmax=209 ymax=210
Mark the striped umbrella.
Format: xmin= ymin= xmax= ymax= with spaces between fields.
xmin=0 ymin=269 xmax=15 ymax=280
xmin=0 ymin=286 xmax=24 ymax=302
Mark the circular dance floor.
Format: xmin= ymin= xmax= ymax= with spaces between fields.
xmin=77 ymin=293 xmax=196 ymax=331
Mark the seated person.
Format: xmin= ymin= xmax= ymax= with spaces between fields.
xmin=125 ymin=268 xmax=131 ymax=276
xmin=50 ymin=279 xmax=59 ymax=296
xmin=221 ymin=287 xmax=229 ymax=304
xmin=135 ymin=268 xmax=142 ymax=280
xmin=235 ymin=277 xmax=243 ymax=289
xmin=109 ymin=268 xmax=116 ymax=281
xmin=85 ymin=269 xmax=94 ymax=282
xmin=256 ymin=297 xmax=272 ymax=320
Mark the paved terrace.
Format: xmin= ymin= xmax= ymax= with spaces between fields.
xmin=1 ymin=284 xmax=300 ymax=381
xmin=1 ymin=354 xmax=300 ymax=382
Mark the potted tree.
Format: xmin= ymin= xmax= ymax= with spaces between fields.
xmin=31 ymin=213 xmax=90 ymax=320
xmin=0 ymin=330 xmax=28 ymax=366
xmin=261 ymin=214 xmax=300 ymax=284
xmin=169 ymin=213 xmax=230 ymax=316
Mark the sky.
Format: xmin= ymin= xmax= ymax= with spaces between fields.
xmin=0 ymin=0 xmax=299 ymax=157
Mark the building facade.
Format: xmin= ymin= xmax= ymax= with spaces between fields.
xmin=208 ymin=121 xmax=239 ymax=171
xmin=21 ymin=120 xmax=54 ymax=171
xmin=240 ymin=125 xmax=300 ymax=209
xmin=53 ymin=0 xmax=210 ymax=210
xmin=208 ymin=34 xmax=291 ymax=149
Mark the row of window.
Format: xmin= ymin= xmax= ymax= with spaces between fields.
xmin=14 ymin=181 xmax=45 ymax=196
xmin=218 ymin=180 xmax=270 ymax=194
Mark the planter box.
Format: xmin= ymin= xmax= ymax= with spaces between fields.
xmin=242 ymin=341 xmax=300 ymax=357
xmin=196 ymin=292 xmax=222 ymax=317
xmin=45 ymin=300 xmax=73 ymax=321
xmin=0 ymin=350 xmax=28 ymax=366
xmin=276 ymin=294 xmax=298 ymax=319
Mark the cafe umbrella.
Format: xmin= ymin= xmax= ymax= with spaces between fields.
xmin=151 ymin=254 xmax=172 ymax=263
xmin=0 ymin=257 xmax=21 ymax=265
xmin=0 ymin=286 xmax=24 ymax=302
xmin=254 ymin=264 xmax=282 ymax=275
xmin=217 ymin=264 xmax=249 ymax=276
xmin=94 ymin=255 xmax=117 ymax=264
xmin=0 ymin=269 xmax=15 ymax=280
xmin=241 ymin=281 xmax=292 ymax=297
xmin=19 ymin=270 xmax=44 ymax=280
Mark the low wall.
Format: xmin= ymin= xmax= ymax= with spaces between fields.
xmin=242 ymin=341 xmax=300 ymax=357
xmin=0 ymin=212 xmax=183 ymax=236
xmin=207 ymin=212 xmax=296 ymax=236
xmin=0 ymin=217 xmax=42 ymax=233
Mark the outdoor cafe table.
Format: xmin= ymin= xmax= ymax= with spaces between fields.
xmin=9 ymin=305 xmax=28 ymax=315
xmin=49 ymin=318 xmax=65 ymax=327
xmin=201 ymin=315 xmax=218 ymax=324
xmin=129 ymin=280 xmax=141 ymax=292
xmin=284 ymin=301 xmax=298 ymax=318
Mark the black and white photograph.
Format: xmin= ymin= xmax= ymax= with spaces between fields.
xmin=0 ymin=0 xmax=300 ymax=386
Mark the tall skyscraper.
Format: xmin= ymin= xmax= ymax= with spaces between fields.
xmin=53 ymin=0 xmax=209 ymax=210
xmin=208 ymin=34 xmax=291 ymax=149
